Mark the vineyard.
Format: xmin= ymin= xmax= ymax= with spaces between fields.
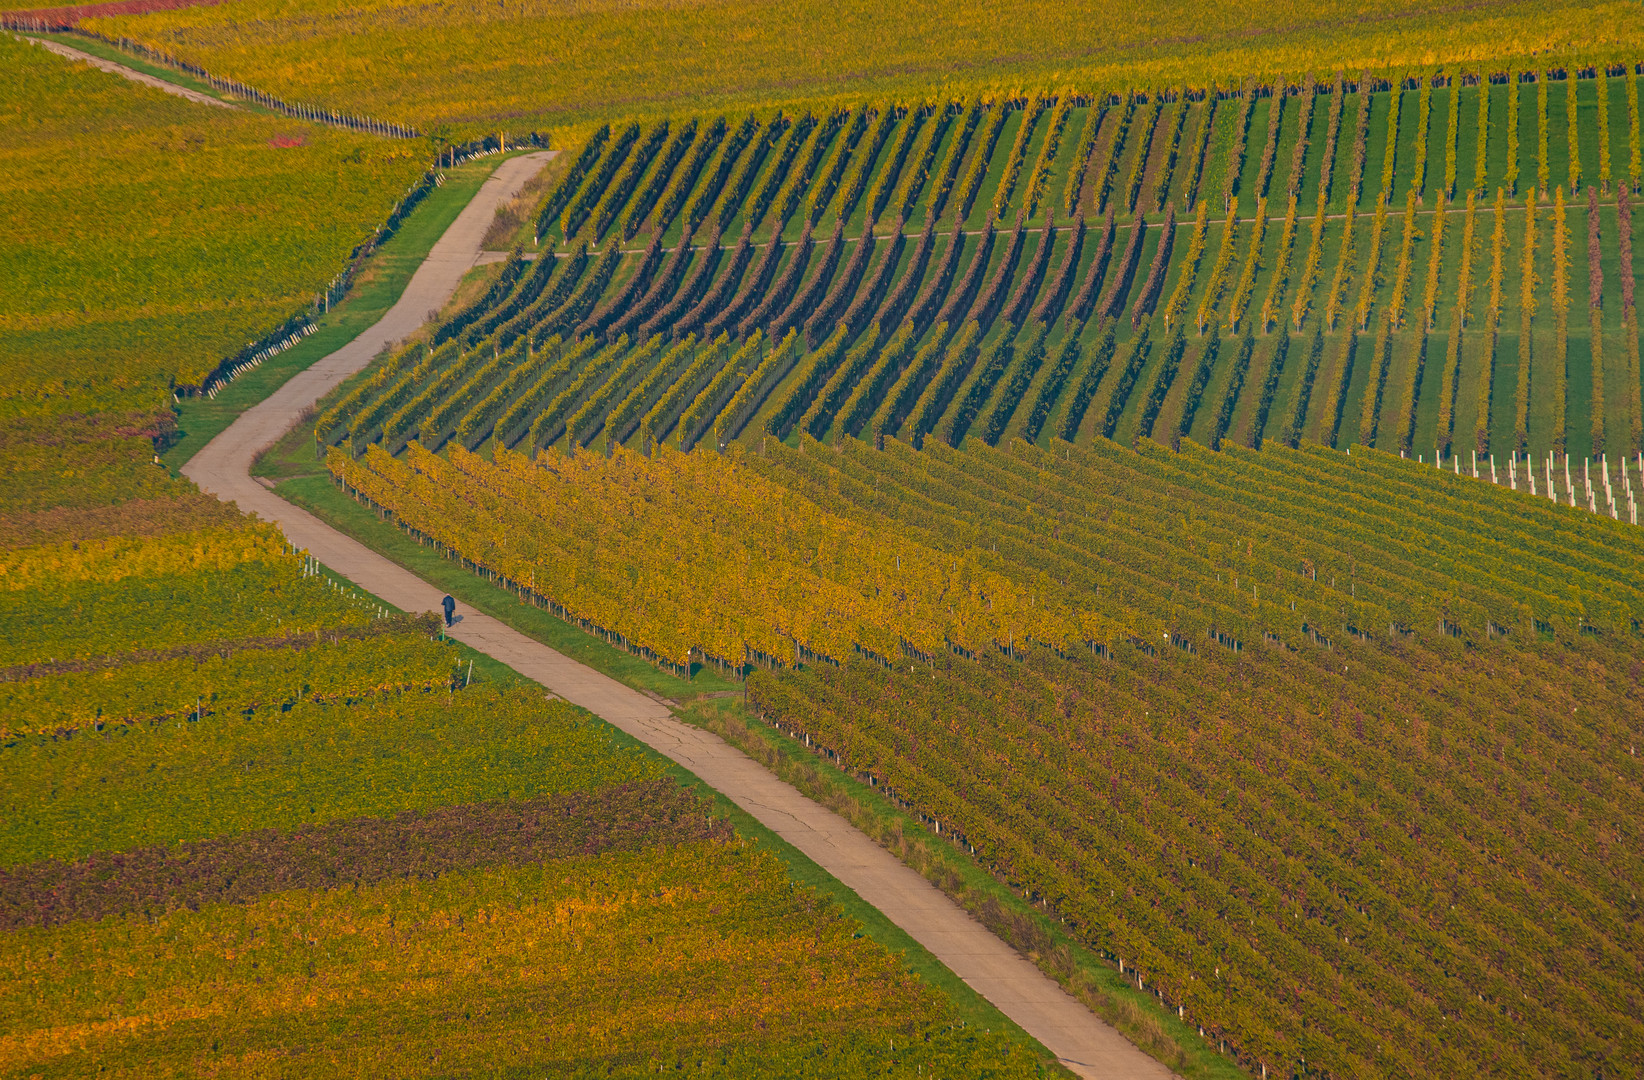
xmin=334 ymin=433 xmax=1644 ymax=1078
xmin=0 ymin=837 xmax=1037 ymax=1076
xmin=321 ymin=70 xmax=1644 ymax=477
xmin=0 ymin=32 xmax=426 ymax=419
xmin=0 ymin=678 xmax=1038 ymax=1075
xmin=17 ymin=11 xmax=1644 ymax=1074
xmin=0 ymin=508 xmax=1044 ymax=1076
xmin=335 ymin=433 xmax=1644 ymax=663
xmin=86 ymin=0 xmax=1644 ymax=137
xmin=0 ymin=37 xmax=1052 ymax=1063
xmin=308 ymin=62 xmax=1644 ymax=1079
xmin=748 ymin=632 xmax=1644 ymax=1078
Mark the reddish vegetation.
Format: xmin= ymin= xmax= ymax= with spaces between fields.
xmin=0 ymin=781 xmax=730 ymax=930
xmin=1 ymin=0 xmax=225 ymax=28
xmin=269 ymin=135 xmax=308 ymax=149
xmin=0 ymin=492 xmax=241 ymax=551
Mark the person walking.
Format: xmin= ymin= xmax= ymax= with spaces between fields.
xmin=442 ymin=594 xmax=456 ymax=627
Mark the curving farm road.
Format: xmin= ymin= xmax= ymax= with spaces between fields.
xmin=183 ymin=151 xmax=1175 ymax=1080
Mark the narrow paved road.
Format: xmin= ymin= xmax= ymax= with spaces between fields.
xmin=23 ymin=35 xmax=237 ymax=108
xmin=184 ymin=153 xmax=1173 ymax=1080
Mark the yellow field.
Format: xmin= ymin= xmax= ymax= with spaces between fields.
xmin=0 ymin=35 xmax=424 ymax=418
xmin=90 ymin=0 xmax=1644 ymax=138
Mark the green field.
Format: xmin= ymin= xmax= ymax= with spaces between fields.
xmin=0 ymin=653 xmax=1049 ymax=1076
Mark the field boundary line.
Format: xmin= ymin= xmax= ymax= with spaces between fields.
xmin=182 ymin=153 xmax=1175 ymax=1080
xmin=5 ymin=21 xmax=423 ymax=137
xmin=18 ymin=32 xmax=235 ymax=108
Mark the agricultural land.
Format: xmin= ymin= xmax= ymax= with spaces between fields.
xmin=3 ymin=1 xmax=1644 ymax=1078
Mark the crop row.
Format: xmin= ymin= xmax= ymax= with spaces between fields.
xmin=333 ymin=428 xmax=1644 ymax=682
xmin=324 ymin=61 xmax=1644 ymax=473
xmin=2 ymin=629 xmax=454 ymax=738
xmin=0 ymin=779 xmax=726 ymax=930
xmin=0 ymin=837 xmax=1033 ymax=1075
xmin=3 ymin=544 xmax=381 ymax=668
xmin=747 ymin=635 xmax=1643 ymax=1078
xmin=326 ymin=410 xmax=1644 ymax=1076
xmin=0 ymin=683 xmax=659 ymax=866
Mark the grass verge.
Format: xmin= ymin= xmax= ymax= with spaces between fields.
xmin=160 ymin=153 xmax=536 ymax=473
xmin=276 ymin=472 xmax=740 ymax=696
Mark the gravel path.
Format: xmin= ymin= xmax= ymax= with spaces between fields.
xmin=23 ymin=35 xmax=236 ymax=109
xmin=182 ymin=152 xmax=1174 ymax=1080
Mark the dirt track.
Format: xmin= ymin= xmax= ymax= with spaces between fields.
xmin=182 ymin=151 xmax=1176 ymax=1080
xmin=23 ymin=35 xmax=235 ymax=108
